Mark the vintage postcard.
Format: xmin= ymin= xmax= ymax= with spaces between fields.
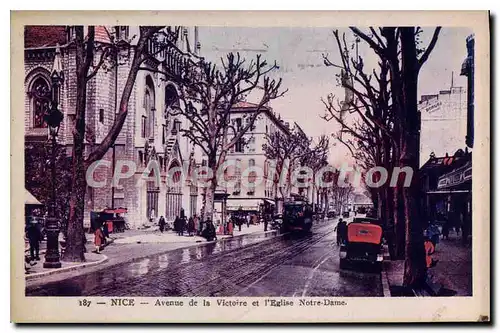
xmin=11 ymin=11 xmax=490 ymax=323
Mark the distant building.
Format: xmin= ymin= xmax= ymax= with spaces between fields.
xmin=215 ymin=101 xmax=290 ymax=217
xmin=418 ymin=84 xmax=468 ymax=166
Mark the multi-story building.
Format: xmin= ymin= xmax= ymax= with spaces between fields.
xmin=215 ymin=101 xmax=291 ymax=219
xmin=419 ymin=83 xmax=468 ymax=166
xmin=24 ymin=25 xmax=203 ymax=229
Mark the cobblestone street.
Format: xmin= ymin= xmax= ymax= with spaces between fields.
xmin=26 ymin=218 xmax=383 ymax=297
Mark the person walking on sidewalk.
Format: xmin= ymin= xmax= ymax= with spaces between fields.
xmin=180 ymin=217 xmax=186 ymax=236
xmin=246 ymin=215 xmax=251 ymax=228
xmin=149 ymin=209 xmax=155 ymax=223
xmin=174 ymin=216 xmax=182 ymax=236
xmin=94 ymin=224 xmax=105 ymax=254
xmin=227 ymin=219 xmax=234 ymax=236
xmin=25 ymin=221 xmax=42 ymax=261
xmin=194 ymin=215 xmax=201 ymax=235
xmin=188 ymin=217 xmax=195 ymax=236
xmin=158 ymin=216 xmax=166 ymax=233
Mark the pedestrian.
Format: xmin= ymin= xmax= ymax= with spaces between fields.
xmin=246 ymin=215 xmax=251 ymax=228
xmin=149 ymin=209 xmax=155 ymax=223
xmin=426 ymin=222 xmax=441 ymax=248
xmin=102 ymin=222 xmax=110 ymax=243
xmin=159 ymin=215 xmax=166 ymax=233
xmin=441 ymin=221 xmax=450 ymax=240
xmin=25 ymin=221 xmax=42 ymax=261
xmin=424 ymin=236 xmax=438 ymax=268
xmin=188 ymin=217 xmax=195 ymax=236
xmin=180 ymin=217 xmax=186 ymax=236
xmin=174 ymin=216 xmax=181 ymax=236
xmin=94 ymin=223 xmax=105 ymax=253
xmin=238 ymin=217 xmax=242 ymax=231
xmin=227 ymin=219 xmax=234 ymax=236
xmin=334 ymin=218 xmax=347 ymax=246
xmin=264 ymin=215 xmax=268 ymax=232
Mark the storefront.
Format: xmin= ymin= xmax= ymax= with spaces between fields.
xmin=420 ymin=149 xmax=472 ymax=244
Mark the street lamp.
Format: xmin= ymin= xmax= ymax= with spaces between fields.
xmin=43 ymin=45 xmax=64 ymax=269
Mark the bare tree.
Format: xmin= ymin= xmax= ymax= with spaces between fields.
xmin=65 ymin=26 xmax=178 ymax=262
xmin=322 ymin=27 xmax=441 ymax=287
xmin=263 ymin=130 xmax=328 ymax=206
xmin=167 ymin=52 xmax=286 ymax=221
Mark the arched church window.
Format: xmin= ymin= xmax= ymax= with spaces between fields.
xmin=144 ymin=77 xmax=156 ymax=138
xmin=30 ymin=77 xmax=51 ymax=128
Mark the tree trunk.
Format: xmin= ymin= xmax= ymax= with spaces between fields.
xmin=393 ymin=185 xmax=406 ymax=259
xmin=203 ymin=155 xmax=218 ymax=222
xmin=64 ymin=26 xmax=89 ymax=262
xmin=400 ymin=27 xmax=426 ymax=287
xmin=64 ymin=161 xmax=87 ymax=262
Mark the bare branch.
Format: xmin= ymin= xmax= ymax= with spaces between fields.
xmin=417 ymin=27 xmax=442 ymax=71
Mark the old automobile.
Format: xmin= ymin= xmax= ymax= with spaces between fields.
xmin=339 ymin=218 xmax=384 ymax=270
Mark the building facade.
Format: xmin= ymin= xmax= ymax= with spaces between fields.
xmin=214 ymin=102 xmax=291 ymax=219
xmin=418 ymin=84 xmax=468 ymax=166
xmin=24 ymin=25 xmax=203 ymax=229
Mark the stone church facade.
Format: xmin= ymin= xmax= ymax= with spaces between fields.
xmin=24 ymin=25 xmax=203 ymax=229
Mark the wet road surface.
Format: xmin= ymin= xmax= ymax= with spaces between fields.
xmin=26 ymin=219 xmax=383 ymax=297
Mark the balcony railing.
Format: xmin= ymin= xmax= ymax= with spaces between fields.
xmin=146 ymin=38 xmax=199 ymax=80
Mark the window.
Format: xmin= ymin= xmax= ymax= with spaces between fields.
xmin=249 ymin=159 xmax=255 ymax=167
xmin=235 ymin=138 xmax=244 ymax=153
xmin=138 ymin=150 xmax=143 ymax=165
xmin=141 ymin=116 xmax=147 ymax=138
xmin=99 ymin=109 xmax=104 ymax=124
xmin=248 ymin=137 xmax=256 ymax=153
xmin=162 ymin=124 xmax=166 ymax=144
xmin=235 ymin=118 xmax=242 ymax=130
xmin=30 ymin=77 xmax=51 ymax=128
xmin=144 ymin=77 xmax=155 ymax=138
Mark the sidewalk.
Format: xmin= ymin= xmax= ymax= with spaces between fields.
xmin=25 ymin=252 xmax=107 ymax=281
xmin=428 ymin=233 xmax=472 ymax=296
xmin=383 ymin=232 xmax=472 ymax=296
xmin=26 ymin=223 xmax=276 ymax=287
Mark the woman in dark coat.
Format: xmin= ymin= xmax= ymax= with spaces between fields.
xmin=159 ymin=216 xmax=166 ymax=233
xmin=174 ymin=216 xmax=181 ymax=236
xmin=188 ymin=217 xmax=195 ymax=236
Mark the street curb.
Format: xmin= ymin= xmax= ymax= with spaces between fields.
xmin=381 ymin=245 xmax=391 ymax=297
xmin=381 ymin=264 xmax=391 ymax=297
xmin=25 ymin=254 xmax=108 ymax=281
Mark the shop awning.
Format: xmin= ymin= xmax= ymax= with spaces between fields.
xmin=25 ymin=189 xmax=43 ymax=206
xmin=226 ymin=199 xmax=260 ymax=211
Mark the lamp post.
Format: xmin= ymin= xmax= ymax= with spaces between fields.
xmin=43 ymin=45 xmax=64 ymax=269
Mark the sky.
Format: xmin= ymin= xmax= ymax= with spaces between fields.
xmin=198 ymin=27 xmax=474 ymax=166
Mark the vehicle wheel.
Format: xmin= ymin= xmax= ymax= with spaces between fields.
xmin=339 ymin=258 xmax=348 ymax=270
